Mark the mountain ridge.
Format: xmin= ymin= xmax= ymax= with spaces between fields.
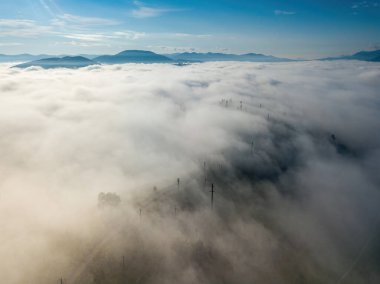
xmin=7 ymin=49 xmax=380 ymax=69
xmin=13 ymin=56 xmax=98 ymax=69
xmin=165 ymin=52 xmax=293 ymax=62
xmin=94 ymin=50 xmax=173 ymax=64
xmin=320 ymin=49 xmax=380 ymax=61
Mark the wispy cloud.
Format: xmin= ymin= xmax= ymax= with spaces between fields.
xmin=0 ymin=42 xmax=22 ymax=47
xmin=147 ymin=45 xmax=197 ymax=53
xmin=58 ymin=30 xmax=146 ymax=48
xmin=352 ymin=1 xmax=379 ymax=9
xmin=60 ymin=30 xmax=205 ymax=45
xmin=131 ymin=1 xmax=184 ymax=18
xmin=63 ymin=33 xmax=117 ymax=42
xmin=0 ymin=13 xmax=208 ymax=50
xmin=274 ymin=10 xmax=296 ymax=15
xmin=51 ymin=13 xmax=120 ymax=28
xmin=167 ymin=33 xmax=211 ymax=38
xmin=113 ymin=31 xmax=146 ymax=40
xmin=39 ymin=0 xmax=57 ymax=17
xmin=0 ymin=19 xmax=53 ymax=37
xmin=54 ymin=40 xmax=111 ymax=47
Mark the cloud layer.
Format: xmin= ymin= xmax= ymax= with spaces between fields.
xmin=0 ymin=61 xmax=379 ymax=284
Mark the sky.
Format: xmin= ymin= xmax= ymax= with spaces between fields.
xmin=0 ymin=0 xmax=380 ymax=58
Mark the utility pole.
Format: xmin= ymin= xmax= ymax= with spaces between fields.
xmin=204 ymin=161 xmax=207 ymax=186
xmin=210 ymin=184 xmax=215 ymax=210
xmin=251 ymin=140 xmax=254 ymax=155
xmin=177 ymin=178 xmax=180 ymax=190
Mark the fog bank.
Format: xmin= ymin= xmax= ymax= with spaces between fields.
xmin=0 ymin=61 xmax=379 ymax=283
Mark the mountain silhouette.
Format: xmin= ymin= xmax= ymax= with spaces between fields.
xmin=94 ymin=50 xmax=173 ymax=64
xmin=320 ymin=49 xmax=380 ymax=61
xmin=0 ymin=54 xmax=51 ymax=63
xmin=351 ymin=50 xmax=380 ymax=61
xmin=13 ymin=56 xmax=98 ymax=69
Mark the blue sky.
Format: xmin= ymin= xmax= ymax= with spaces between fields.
xmin=0 ymin=0 xmax=379 ymax=58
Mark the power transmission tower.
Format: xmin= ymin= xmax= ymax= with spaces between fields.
xmin=210 ymin=184 xmax=215 ymax=210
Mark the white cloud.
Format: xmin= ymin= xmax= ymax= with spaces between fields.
xmin=0 ymin=14 xmax=120 ymax=40
xmin=59 ymin=30 xmax=207 ymax=46
xmin=53 ymin=13 xmax=120 ymax=27
xmin=63 ymin=33 xmax=118 ymax=42
xmin=113 ymin=30 xmax=147 ymax=40
xmin=131 ymin=1 xmax=184 ymax=18
xmin=0 ymin=61 xmax=379 ymax=283
xmin=60 ymin=31 xmax=146 ymax=45
xmin=55 ymin=40 xmax=111 ymax=47
xmin=169 ymin=32 xmax=211 ymax=38
xmin=39 ymin=0 xmax=57 ymax=17
xmin=0 ymin=19 xmax=53 ymax=37
xmin=352 ymin=1 xmax=379 ymax=9
xmin=274 ymin=10 xmax=296 ymax=15
xmin=0 ymin=42 xmax=22 ymax=47
xmin=148 ymin=45 xmax=198 ymax=53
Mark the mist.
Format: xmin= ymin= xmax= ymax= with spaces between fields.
xmin=0 ymin=60 xmax=379 ymax=284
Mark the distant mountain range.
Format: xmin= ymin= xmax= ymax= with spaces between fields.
xmin=10 ymin=50 xmax=294 ymax=69
xmin=0 ymin=54 xmax=49 ymax=63
xmin=165 ymin=52 xmax=294 ymax=62
xmin=320 ymin=49 xmax=380 ymax=61
xmin=6 ymin=49 xmax=380 ymax=69
xmin=0 ymin=53 xmax=102 ymax=63
xmin=13 ymin=56 xmax=98 ymax=69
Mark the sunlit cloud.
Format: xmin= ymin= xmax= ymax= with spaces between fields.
xmin=61 ymin=31 xmax=146 ymax=44
xmin=63 ymin=33 xmax=118 ymax=42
